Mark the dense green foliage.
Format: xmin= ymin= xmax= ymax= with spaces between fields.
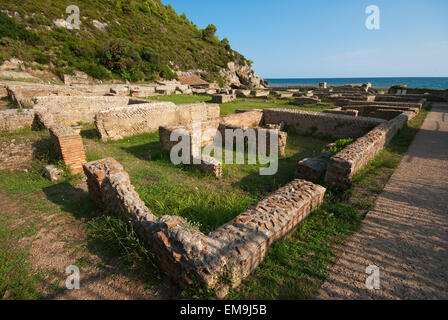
xmin=330 ymin=137 xmax=354 ymax=155
xmin=0 ymin=0 xmax=249 ymax=82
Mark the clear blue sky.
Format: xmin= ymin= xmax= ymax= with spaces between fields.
xmin=162 ymin=0 xmax=448 ymax=78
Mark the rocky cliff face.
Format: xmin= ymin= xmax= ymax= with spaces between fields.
xmin=220 ymin=62 xmax=267 ymax=89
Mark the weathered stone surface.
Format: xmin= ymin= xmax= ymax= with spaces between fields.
xmin=262 ymin=108 xmax=385 ymax=139
xmin=296 ymin=157 xmax=329 ymax=182
xmin=0 ymin=109 xmax=35 ymax=131
xmin=130 ymin=86 xmax=156 ymax=97
xmin=323 ymin=108 xmax=359 ymax=117
xmin=274 ymin=92 xmax=294 ymax=99
xmin=252 ymin=90 xmax=270 ymax=98
xmin=235 ymin=89 xmax=251 ymax=97
xmin=96 ymin=102 xmax=220 ymax=141
xmin=325 ymin=111 xmax=417 ymax=188
xmin=212 ymin=94 xmax=236 ymax=104
xmin=336 ymin=99 xmax=422 ymax=110
xmin=159 ymin=120 xmax=220 ymax=154
xmin=32 ymin=111 xmax=55 ymax=129
xmin=221 ymin=110 xmax=263 ymax=128
xmin=192 ymin=155 xmax=223 ymax=178
xmin=30 ymin=96 xmax=148 ymax=126
xmin=44 ymin=165 xmax=63 ymax=181
xmin=0 ymin=139 xmax=34 ymax=170
xmin=294 ymin=96 xmax=321 ymax=105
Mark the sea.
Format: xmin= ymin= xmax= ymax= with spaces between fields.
xmin=266 ymin=77 xmax=448 ymax=90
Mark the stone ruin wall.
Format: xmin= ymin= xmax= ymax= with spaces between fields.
xmin=159 ymin=119 xmax=221 ymax=152
xmin=83 ymin=157 xmax=326 ymax=297
xmin=325 ymin=110 xmax=417 ymax=188
xmin=221 ymin=110 xmax=263 ymax=128
xmin=262 ymin=108 xmax=385 ymax=139
xmin=335 ymin=99 xmax=423 ymax=110
xmin=32 ymin=96 xmax=148 ymax=126
xmin=95 ymin=102 xmax=221 ymax=141
xmin=0 ymin=109 xmax=35 ymax=132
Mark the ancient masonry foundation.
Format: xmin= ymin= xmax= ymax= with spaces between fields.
xmin=49 ymin=126 xmax=86 ymax=174
xmin=83 ymin=158 xmax=325 ymax=296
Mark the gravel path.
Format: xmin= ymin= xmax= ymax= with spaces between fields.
xmin=318 ymin=103 xmax=448 ymax=300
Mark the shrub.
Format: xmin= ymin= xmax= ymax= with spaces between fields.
xmin=32 ymin=50 xmax=50 ymax=65
xmin=0 ymin=12 xmax=41 ymax=45
xmin=77 ymin=61 xmax=110 ymax=79
xmin=331 ymin=138 xmax=355 ymax=155
xmin=202 ymin=24 xmax=217 ymax=41
xmin=103 ymin=38 xmax=142 ymax=80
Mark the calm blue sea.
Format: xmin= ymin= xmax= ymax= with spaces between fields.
xmin=266 ymin=77 xmax=448 ymax=90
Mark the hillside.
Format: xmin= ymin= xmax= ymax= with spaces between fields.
xmin=0 ymin=0 xmax=265 ymax=87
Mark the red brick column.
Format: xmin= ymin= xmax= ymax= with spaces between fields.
xmin=49 ymin=125 xmax=86 ymax=174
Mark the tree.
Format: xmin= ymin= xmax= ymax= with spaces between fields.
xmin=202 ymin=24 xmax=217 ymax=41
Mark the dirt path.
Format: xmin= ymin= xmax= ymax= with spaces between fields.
xmin=318 ymin=103 xmax=448 ymax=300
xmin=0 ymin=186 xmax=179 ymax=300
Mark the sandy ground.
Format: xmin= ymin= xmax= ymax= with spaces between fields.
xmin=318 ymin=103 xmax=448 ymax=300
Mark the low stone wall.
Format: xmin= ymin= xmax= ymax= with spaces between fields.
xmin=294 ymin=96 xmax=320 ymax=105
xmin=49 ymin=125 xmax=86 ymax=174
xmin=83 ymin=157 xmax=326 ymax=296
xmin=96 ymin=102 xmax=220 ymax=141
xmin=323 ymin=108 xmax=359 ymax=117
xmin=0 ymin=109 xmax=35 ymax=131
xmin=341 ymin=105 xmax=418 ymax=120
xmin=32 ymin=96 xmax=147 ymax=126
xmin=336 ymin=99 xmax=422 ymax=110
xmin=219 ymin=123 xmax=288 ymax=157
xmin=6 ymin=84 xmax=84 ymax=103
xmin=221 ymin=110 xmax=263 ymax=128
xmin=374 ymin=95 xmax=425 ymax=103
xmin=252 ymin=90 xmax=270 ymax=98
xmin=262 ymin=108 xmax=385 ymax=139
xmin=212 ymin=94 xmax=236 ymax=103
xmin=325 ymin=111 xmax=416 ymax=188
xmin=159 ymin=120 xmax=220 ymax=152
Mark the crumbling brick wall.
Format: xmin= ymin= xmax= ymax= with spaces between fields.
xmin=83 ymin=158 xmax=326 ymax=296
xmin=49 ymin=125 xmax=87 ymax=174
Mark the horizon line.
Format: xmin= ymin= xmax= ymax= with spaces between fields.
xmin=263 ymin=76 xmax=448 ymax=79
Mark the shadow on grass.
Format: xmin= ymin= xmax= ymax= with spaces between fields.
xmin=41 ymin=182 xmax=168 ymax=299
